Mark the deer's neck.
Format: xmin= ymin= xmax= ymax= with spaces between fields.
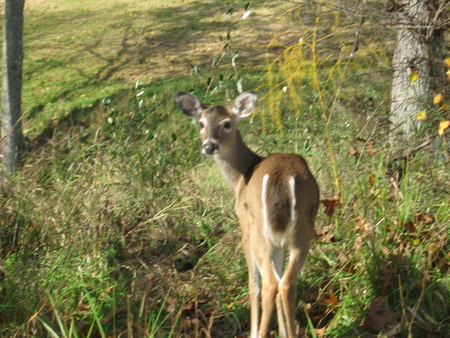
xmin=214 ymin=131 xmax=263 ymax=191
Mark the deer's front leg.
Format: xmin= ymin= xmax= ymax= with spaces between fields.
xmin=243 ymin=244 xmax=261 ymax=338
xmin=250 ymin=251 xmax=261 ymax=338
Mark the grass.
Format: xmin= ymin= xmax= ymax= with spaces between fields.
xmin=1 ymin=0 xmax=450 ymax=337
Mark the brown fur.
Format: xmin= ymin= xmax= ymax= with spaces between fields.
xmin=266 ymin=172 xmax=292 ymax=233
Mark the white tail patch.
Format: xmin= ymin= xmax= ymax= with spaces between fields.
xmin=262 ymin=174 xmax=296 ymax=249
xmin=262 ymin=174 xmax=270 ymax=243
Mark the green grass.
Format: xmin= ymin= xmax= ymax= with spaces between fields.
xmin=1 ymin=0 xmax=450 ymax=337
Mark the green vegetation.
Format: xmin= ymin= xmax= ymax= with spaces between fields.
xmin=1 ymin=0 xmax=449 ymax=337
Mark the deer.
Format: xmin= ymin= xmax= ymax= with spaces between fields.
xmin=176 ymin=91 xmax=320 ymax=338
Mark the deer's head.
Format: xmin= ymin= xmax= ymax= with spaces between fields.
xmin=176 ymin=91 xmax=257 ymax=156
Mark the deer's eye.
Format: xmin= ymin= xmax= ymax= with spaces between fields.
xmin=223 ymin=121 xmax=231 ymax=130
xmin=199 ymin=121 xmax=205 ymax=129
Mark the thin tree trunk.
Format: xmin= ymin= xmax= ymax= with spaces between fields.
xmin=389 ymin=0 xmax=445 ymax=156
xmin=1 ymin=0 xmax=25 ymax=172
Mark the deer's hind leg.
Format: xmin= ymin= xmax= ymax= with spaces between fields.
xmin=248 ymin=240 xmax=279 ymax=338
xmin=278 ymin=234 xmax=312 ymax=337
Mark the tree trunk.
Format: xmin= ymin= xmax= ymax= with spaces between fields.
xmin=1 ymin=0 xmax=25 ymax=172
xmin=389 ymin=0 xmax=445 ymax=156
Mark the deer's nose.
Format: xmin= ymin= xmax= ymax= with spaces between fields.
xmin=202 ymin=142 xmax=218 ymax=155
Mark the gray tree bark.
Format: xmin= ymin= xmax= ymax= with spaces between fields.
xmin=1 ymin=0 xmax=25 ymax=172
xmin=389 ymin=0 xmax=446 ymax=156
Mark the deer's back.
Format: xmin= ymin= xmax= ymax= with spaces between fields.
xmin=235 ymin=153 xmax=319 ymax=248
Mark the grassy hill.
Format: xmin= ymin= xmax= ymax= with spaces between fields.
xmin=1 ymin=0 xmax=449 ymax=337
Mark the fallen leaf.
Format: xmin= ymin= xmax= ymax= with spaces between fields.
xmin=182 ymin=302 xmax=195 ymax=312
xmin=356 ymin=137 xmax=368 ymax=143
xmin=364 ymin=297 xmax=394 ymax=333
xmin=354 ymin=138 xmax=382 ymax=155
xmin=401 ymin=220 xmax=416 ymax=233
xmin=438 ymin=120 xmax=450 ymax=136
xmin=321 ymin=197 xmax=340 ymax=216
xmin=415 ymin=110 xmax=428 ymax=120
xmin=349 ymin=145 xmax=358 ymax=156
xmin=356 ymin=137 xmax=376 ymax=147
xmin=441 ymin=103 xmax=449 ymax=111
xmin=324 ymin=290 xmax=339 ymax=307
xmin=433 ymin=94 xmax=444 ymax=105
xmin=366 ymin=147 xmax=382 ymax=156
xmin=314 ymin=225 xmax=336 ymax=242
xmin=298 ymin=327 xmax=327 ymax=338
xmin=306 ymin=290 xmax=339 ymax=328
xmin=314 ymin=225 xmax=332 ymax=237
xmin=412 ymin=238 xmax=421 ymax=246
xmin=77 ymin=303 xmax=90 ymax=312
xmin=314 ymin=327 xmax=327 ymax=338
xmin=445 ymin=57 xmax=450 ymax=68
xmin=356 ymin=216 xmax=374 ymax=235
xmin=416 ymin=212 xmax=434 ymax=225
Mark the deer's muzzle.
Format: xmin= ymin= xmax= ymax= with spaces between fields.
xmin=202 ymin=141 xmax=218 ymax=156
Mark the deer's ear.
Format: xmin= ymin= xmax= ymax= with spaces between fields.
xmin=176 ymin=92 xmax=206 ymax=119
xmin=232 ymin=91 xmax=257 ymax=118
